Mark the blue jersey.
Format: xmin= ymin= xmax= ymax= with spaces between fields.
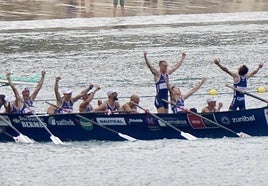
xmin=154 ymin=74 xmax=169 ymax=109
xmin=55 ymin=100 xmax=74 ymax=114
xmin=24 ymin=99 xmax=33 ymax=107
xmin=234 ymin=75 xmax=247 ymax=99
xmin=24 ymin=99 xmax=34 ymax=113
xmin=105 ymin=101 xmax=118 ymax=112
xmin=229 ymin=75 xmax=247 ymax=110
xmin=10 ymin=103 xmax=26 ymax=114
xmin=171 ymin=98 xmax=184 ymax=113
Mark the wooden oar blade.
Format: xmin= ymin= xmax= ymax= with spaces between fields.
xmin=181 ymin=132 xmax=198 ymax=141
xmin=237 ymin=132 xmax=251 ymax=138
xmin=118 ymin=133 xmax=137 ymax=142
xmin=50 ymin=135 xmax=64 ymax=145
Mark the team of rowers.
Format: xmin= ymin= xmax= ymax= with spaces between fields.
xmin=0 ymin=51 xmax=264 ymax=115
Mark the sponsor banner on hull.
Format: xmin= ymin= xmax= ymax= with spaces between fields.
xmin=96 ymin=117 xmax=127 ymax=125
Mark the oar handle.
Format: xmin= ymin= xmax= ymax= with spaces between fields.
xmin=161 ymin=99 xmax=244 ymax=137
xmin=131 ymin=101 xmax=198 ymax=140
xmin=76 ymin=114 xmax=137 ymax=142
xmin=225 ymin=84 xmax=268 ymax=103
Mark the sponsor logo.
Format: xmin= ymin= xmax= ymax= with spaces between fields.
xmin=96 ymin=118 xmax=127 ymax=125
xmin=220 ymin=116 xmax=231 ymax=125
xmin=128 ymin=119 xmax=143 ymax=124
xmin=162 ymin=119 xmax=188 ymax=126
xmin=21 ymin=121 xmax=45 ymax=128
xmin=231 ymin=115 xmax=255 ymax=123
xmin=48 ymin=117 xmax=75 ymax=126
xmin=220 ymin=115 xmax=256 ymax=124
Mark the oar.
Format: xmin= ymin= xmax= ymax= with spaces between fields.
xmin=76 ymin=114 xmax=137 ymax=142
xmin=0 ymin=115 xmax=34 ymax=143
xmin=46 ymin=101 xmax=137 ymax=142
xmin=28 ymin=113 xmax=64 ymax=145
xmin=0 ymin=128 xmax=20 ymax=142
xmin=225 ymin=84 xmax=268 ymax=103
xmin=162 ymin=99 xmax=251 ymax=138
xmin=131 ymin=101 xmax=197 ymax=141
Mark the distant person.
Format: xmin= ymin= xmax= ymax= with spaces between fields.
xmin=166 ymin=77 xmax=206 ymax=113
xmin=144 ymin=51 xmax=186 ymax=113
xmin=79 ymin=85 xmax=101 ymax=113
xmin=201 ymin=98 xmax=223 ymax=113
xmin=214 ymin=59 xmax=263 ymax=110
xmin=92 ymin=89 xmax=120 ymax=113
xmin=53 ymin=76 xmax=93 ymax=114
xmin=113 ymin=0 xmax=125 ymax=17
xmin=119 ymin=94 xmax=140 ymax=113
xmin=6 ymin=71 xmax=45 ymax=113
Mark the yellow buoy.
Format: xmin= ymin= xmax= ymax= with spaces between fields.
xmin=209 ymin=89 xmax=218 ymax=95
xmin=257 ymin=86 xmax=266 ymax=93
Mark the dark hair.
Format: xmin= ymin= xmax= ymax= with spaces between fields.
xmin=159 ymin=60 xmax=167 ymax=65
xmin=238 ymin=65 xmax=249 ymax=76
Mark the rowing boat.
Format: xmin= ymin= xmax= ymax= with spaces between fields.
xmin=0 ymin=106 xmax=268 ymax=142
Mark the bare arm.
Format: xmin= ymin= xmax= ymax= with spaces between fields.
xmin=246 ymin=62 xmax=264 ymax=79
xmin=183 ymin=77 xmax=206 ymax=100
xmin=6 ymin=73 xmax=24 ymax=106
xmin=79 ymin=86 xmax=100 ymax=111
xmin=119 ymin=103 xmax=131 ymax=113
xmin=54 ymin=76 xmax=62 ymax=106
xmin=216 ymin=102 xmax=223 ymax=112
xmin=167 ymin=52 xmax=186 ymax=75
xmin=92 ymin=103 xmax=107 ymax=112
xmin=30 ymin=70 xmax=46 ymax=101
xmin=144 ymin=51 xmax=159 ymax=78
xmin=214 ymin=59 xmax=237 ymax=77
xmin=72 ymin=84 xmax=94 ymax=102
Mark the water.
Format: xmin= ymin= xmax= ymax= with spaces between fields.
xmin=1 ymin=138 xmax=268 ymax=186
xmin=1 ymin=1 xmax=268 ymax=185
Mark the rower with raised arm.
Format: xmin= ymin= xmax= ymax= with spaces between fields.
xmin=214 ymin=59 xmax=263 ymax=110
xmin=165 ymin=76 xmax=206 ymax=113
xmin=6 ymin=71 xmax=45 ymax=113
xmin=79 ymin=85 xmax=101 ymax=113
xmin=54 ymin=76 xmax=94 ymax=114
xmin=144 ymin=51 xmax=186 ymax=113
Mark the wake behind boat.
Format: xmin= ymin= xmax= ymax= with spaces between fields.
xmin=0 ymin=106 xmax=268 ymax=142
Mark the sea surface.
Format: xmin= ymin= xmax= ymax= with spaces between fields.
xmin=0 ymin=0 xmax=268 ymax=186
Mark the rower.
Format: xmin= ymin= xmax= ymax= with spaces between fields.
xmin=53 ymin=76 xmax=94 ymax=114
xmin=79 ymin=85 xmax=101 ymax=113
xmin=201 ymin=98 xmax=223 ymax=113
xmin=119 ymin=94 xmax=140 ymax=113
xmin=6 ymin=71 xmax=45 ymax=114
xmin=214 ymin=59 xmax=263 ymax=110
xmin=92 ymin=89 xmax=120 ymax=113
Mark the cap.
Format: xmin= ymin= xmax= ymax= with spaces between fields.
xmin=63 ymin=88 xmax=72 ymax=94
xmin=107 ymin=89 xmax=117 ymax=97
xmin=207 ymin=98 xmax=216 ymax=103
